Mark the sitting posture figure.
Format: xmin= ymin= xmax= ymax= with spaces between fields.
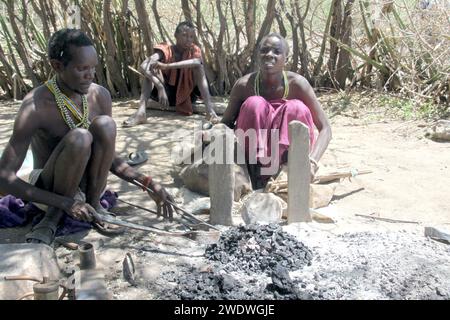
xmin=221 ymin=33 xmax=332 ymax=189
xmin=123 ymin=21 xmax=218 ymax=127
xmin=0 ymin=28 xmax=175 ymax=245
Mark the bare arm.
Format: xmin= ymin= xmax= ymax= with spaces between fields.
xmin=159 ymin=58 xmax=202 ymax=70
xmin=0 ymin=95 xmax=74 ymax=211
xmin=139 ymin=53 xmax=164 ymax=87
xmin=291 ymin=74 xmax=332 ymax=163
xmin=221 ymin=77 xmax=248 ymax=129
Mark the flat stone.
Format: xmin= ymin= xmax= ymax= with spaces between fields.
xmin=424 ymin=226 xmax=450 ymax=244
xmin=239 ymin=192 xmax=284 ymax=225
xmin=287 ymin=121 xmax=311 ymax=223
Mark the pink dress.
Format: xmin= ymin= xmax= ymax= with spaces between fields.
xmin=235 ymin=95 xmax=316 ymax=184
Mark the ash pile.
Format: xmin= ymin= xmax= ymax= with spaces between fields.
xmin=159 ymin=224 xmax=313 ymax=300
xmin=205 ymin=224 xmax=313 ymax=274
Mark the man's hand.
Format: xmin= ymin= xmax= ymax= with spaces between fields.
xmin=157 ymin=89 xmax=169 ymax=108
xmin=310 ymin=158 xmax=319 ymax=183
xmin=146 ymin=183 xmax=175 ymax=221
xmin=68 ymin=200 xmax=98 ymax=222
xmin=205 ymin=110 xmax=220 ymax=124
xmin=152 ymin=62 xmax=169 ymax=71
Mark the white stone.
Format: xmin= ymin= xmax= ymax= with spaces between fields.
xmin=239 ymin=192 xmax=284 ymax=225
xmin=427 ymin=120 xmax=450 ymax=141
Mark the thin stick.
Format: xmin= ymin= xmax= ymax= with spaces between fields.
xmin=355 ymin=214 xmax=419 ymax=224
xmin=117 ymin=198 xmax=198 ymax=230
xmin=117 ymin=198 xmax=159 ymax=215
xmin=4 ymin=275 xmax=42 ymax=282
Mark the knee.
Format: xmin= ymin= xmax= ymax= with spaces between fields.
xmin=65 ymin=129 xmax=93 ymax=153
xmin=241 ymin=96 xmax=268 ymax=114
xmin=285 ymin=99 xmax=311 ymax=118
xmin=89 ymin=115 xmax=117 ymax=140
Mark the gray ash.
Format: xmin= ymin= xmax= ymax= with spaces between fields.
xmin=205 ymin=224 xmax=313 ymax=274
xmin=157 ymin=224 xmax=315 ymax=300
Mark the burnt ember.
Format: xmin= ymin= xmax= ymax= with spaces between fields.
xmin=205 ymin=224 xmax=313 ymax=274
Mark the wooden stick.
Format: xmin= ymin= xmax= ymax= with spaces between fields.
xmin=355 ymin=214 xmax=419 ymax=224
xmin=314 ymin=170 xmax=372 ymax=184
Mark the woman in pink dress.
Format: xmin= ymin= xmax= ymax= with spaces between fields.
xmin=221 ymin=33 xmax=332 ymax=189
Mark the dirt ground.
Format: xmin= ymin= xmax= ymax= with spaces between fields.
xmin=0 ymin=93 xmax=449 ymax=300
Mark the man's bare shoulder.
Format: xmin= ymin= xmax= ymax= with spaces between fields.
xmin=287 ymin=71 xmax=310 ymax=88
xmin=88 ymin=83 xmax=110 ymax=98
xmin=87 ymin=83 xmax=112 ymax=113
xmin=235 ymin=73 xmax=255 ymax=87
xmin=20 ymin=85 xmax=54 ymax=113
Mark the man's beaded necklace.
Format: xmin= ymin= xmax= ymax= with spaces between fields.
xmin=254 ymin=70 xmax=289 ymax=99
xmin=45 ymin=76 xmax=90 ymax=130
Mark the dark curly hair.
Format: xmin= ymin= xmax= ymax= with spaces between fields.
xmin=260 ymin=33 xmax=290 ymax=56
xmin=48 ymin=28 xmax=93 ymax=66
xmin=174 ymin=21 xmax=195 ymax=35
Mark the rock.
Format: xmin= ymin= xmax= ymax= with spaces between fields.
xmin=310 ymin=183 xmax=338 ymax=209
xmin=426 ymin=120 xmax=450 ymax=141
xmin=239 ymin=193 xmax=284 ymax=225
xmin=180 ymin=156 xmax=252 ymax=202
xmin=424 ymin=226 xmax=450 ymax=244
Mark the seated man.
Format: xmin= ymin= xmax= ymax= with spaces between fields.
xmin=0 ymin=28 xmax=175 ymax=245
xmin=221 ymin=33 xmax=332 ymax=189
xmin=123 ymin=21 xmax=218 ymax=127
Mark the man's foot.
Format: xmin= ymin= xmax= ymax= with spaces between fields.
xmin=25 ymin=225 xmax=56 ymax=245
xmin=122 ymin=114 xmax=147 ymax=127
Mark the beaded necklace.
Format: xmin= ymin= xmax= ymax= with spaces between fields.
xmin=254 ymin=71 xmax=289 ymax=99
xmin=45 ymin=76 xmax=90 ymax=130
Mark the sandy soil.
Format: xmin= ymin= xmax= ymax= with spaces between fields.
xmin=0 ymin=94 xmax=449 ymax=300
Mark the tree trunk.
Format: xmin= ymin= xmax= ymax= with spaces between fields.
xmin=295 ymin=0 xmax=312 ymax=82
xmin=5 ymin=0 xmax=39 ymax=87
xmin=215 ymin=0 xmax=229 ymax=94
xmin=103 ymin=0 xmax=129 ymax=97
xmin=134 ymin=0 xmax=153 ymax=56
xmin=335 ymin=0 xmax=354 ymax=89
xmin=327 ymin=0 xmax=342 ymax=82
xmin=152 ymin=0 xmax=169 ymax=43
xmin=119 ymin=0 xmax=139 ymax=96
xmin=249 ymin=0 xmax=277 ymax=72
xmin=181 ymin=0 xmax=193 ymax=22
xmin=313 ymin=0 xmax=335 ymax=82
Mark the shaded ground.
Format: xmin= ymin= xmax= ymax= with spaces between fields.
xmin=0 ymin=93 xmax=449 ymax=300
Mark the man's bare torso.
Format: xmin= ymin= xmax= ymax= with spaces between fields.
xmin=28 ymin=83 xmax=109 ymax=168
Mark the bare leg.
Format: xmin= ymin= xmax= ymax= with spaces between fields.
xmin=192 ymin=64 xmax=217 ymax=120
xmin=84 ymin=116 xmax=124 ymax=235
xmin=84 ymin=116 xmax=116 ymax=209
xmin=26 ymin=129 xmax=93 ymax=244
xmin=122 ymin=77 xmax=153 ymax=127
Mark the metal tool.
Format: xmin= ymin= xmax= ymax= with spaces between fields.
xmin=131 ymin=179 xmax=220 ymax=231
xmin=117 ymin=198 xmax=211 ymax=231
xmin=91 ymin=209 xmax=219 ymax=240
